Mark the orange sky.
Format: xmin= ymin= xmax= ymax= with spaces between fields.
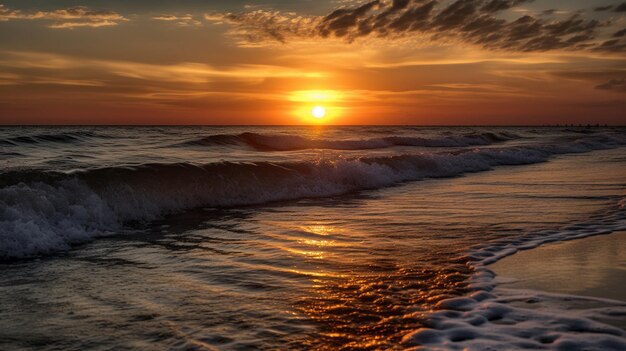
xmin=0 ymin=0 xmax=625 ymax=125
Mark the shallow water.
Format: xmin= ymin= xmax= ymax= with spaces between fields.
xmin=491 ymin=231 xmax=626 ymax=301
xmin=1 ymin=126 xmax=625 ymax=350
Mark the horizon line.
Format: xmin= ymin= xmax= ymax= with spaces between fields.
xmin=1 ymin=124 xmax=624 ymax=127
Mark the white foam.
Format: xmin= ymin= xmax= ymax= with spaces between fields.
xmin=0 ymin=179 xmax=119 ymax=258
xmin=403 ymin=202 xmax=626 ymax=350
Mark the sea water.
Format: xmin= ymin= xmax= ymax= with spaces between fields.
xmin=0 ymin=126 xmax=625 ymax=350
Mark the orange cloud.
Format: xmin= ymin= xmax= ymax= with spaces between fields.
xmin=152 ymin=14 xmax=202 ymax=27
xmin=0 ymin=51 xmax=327 ymax=84
xmin=0 ymin=4 xmax=128 ymax=29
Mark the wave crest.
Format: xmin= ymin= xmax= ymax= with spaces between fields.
xmin=181 ymin=131 xmax=520 ymax=151
xmin=0 ymin=131 xmax=102 ymax=146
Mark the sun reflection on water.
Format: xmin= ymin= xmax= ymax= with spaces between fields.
xmin=284 ymin=223 xmax=475 ymax=350
xmin=299 ymin=224 xmax=340 ymax=236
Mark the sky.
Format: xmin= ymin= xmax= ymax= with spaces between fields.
xmin=0 ymin=0 xmax=625 ymax=125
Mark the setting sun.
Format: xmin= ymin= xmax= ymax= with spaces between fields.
xmin=311 ymin=106 xmax=326 ymax=119
xmin=290 ymin=90 xmax=343 ymax=123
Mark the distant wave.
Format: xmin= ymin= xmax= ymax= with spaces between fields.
xmin=180 ymin=131 xmax=521 ymax=151
xmin=0 ymin=131 xmax=102 ymax=146
xmin=1 ymin=133 xmax=624 ymax=259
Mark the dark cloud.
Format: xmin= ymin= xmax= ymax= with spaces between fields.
xmin=595 ymin=39 xmax=626 ymax=52
xmin=593 ymin=3 xmax=626 ymax=12
xmin=544 ymin=15 xmax=598 ymax=36
xmin=551 ymin=70 xmax=626 ymax=93
xmin=366 ymin=0 xmax=411 ymax=34
xmin=596 ymin=78 xmax=626 ymax=92
xmin=386 ymin=1 xmax=436 ymax=32
xmin=593 ymin=5 xmax=613 ymax=12
xmin=319 ymin=0 xmax=380 ymax=38
xmin=481 ymin=0 xmax=534 ymax=13
xmin=206 ymin=0 xmax=625 ymax=53
xmin=614 ymin=28 xmax=626 ymax=38
xmin=432 ymin=0 xmax=479 ymax=30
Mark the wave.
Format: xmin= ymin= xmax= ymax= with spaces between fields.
xmin=181 ymin=131 xmax=521 ymax=151
xmin=0 ymin=131 xmax=102 ymax=146
xmin=1 ymin=133 xmax=624 ymax=259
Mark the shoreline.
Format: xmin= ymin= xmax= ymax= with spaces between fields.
xmin=404 ymin=220 xmax=626 ymax=349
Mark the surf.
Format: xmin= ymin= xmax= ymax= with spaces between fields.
xmin=1 ymin=131 xmax=624 ymax=259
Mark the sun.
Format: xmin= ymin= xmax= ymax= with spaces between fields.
xmin=290 ymin=90 xmax=343 ymax=123
xmin=311 ymin=106 xmax=326 ymax=119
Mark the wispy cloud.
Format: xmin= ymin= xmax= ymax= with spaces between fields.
xmin=0 ymin=51 xmax=327 ymax=84
xmin=596 ymin=78 xmax=626 ymax=92
xmin=152 ymin=14 xmax=202 ymax=27
xmin=551 ymin=68 xmax=626 ymax=93
xmin=204 ymin=10 xmax=320 ymax=46
xmin=204 ymin=0 xmax=625 ymax=53
xmin=0 ymin=4 xmax=128 ymax=29
xmin=594 ymin=3 xmax=626 ymax=13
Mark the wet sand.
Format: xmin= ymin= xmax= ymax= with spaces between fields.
xmin=491 ymin=231 xmax=626 ymax=302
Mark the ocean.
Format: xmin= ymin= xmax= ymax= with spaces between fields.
xmin=1 ymin=126 xmax=625 ymax=350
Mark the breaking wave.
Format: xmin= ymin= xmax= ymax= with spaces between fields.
xmin=181 ymin=131 xmax=521 ymax=151
xmin=1 ymin=133 xmax=624 ymax=259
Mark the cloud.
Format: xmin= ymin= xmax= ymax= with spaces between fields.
xmin=0 ymin=4 xmax=128 ymax=28
xmin=593 ymin=5 xmax=614 ymax=12
xmin=595 ymin=39 xmax=626 ymax=52
xmin=614 ymin=28 xmax=626 ymax=38
xmin=550 ymin=69 xmax=626 ymax=93
xmin=204 ymin=0 xmax=624 ymax=53
xmin=152 ymin=14 xmax=201 ymax=27
xmin=319 ymin=0 xmax=381 ymax=38
xmin=204 ymin=10 xmax=321 ymax=45
xmin=594 ymin=3 xmax=626 ymax=12
xmin=0 ymin=51 xmax=327 ymax=85
xmin=481 ymin=0 xmax=534 ymax=13
xmin=48 ymin=20 xmax=121 ymax=29
xmin=596 ymin=78 xmax=626 ymax=92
